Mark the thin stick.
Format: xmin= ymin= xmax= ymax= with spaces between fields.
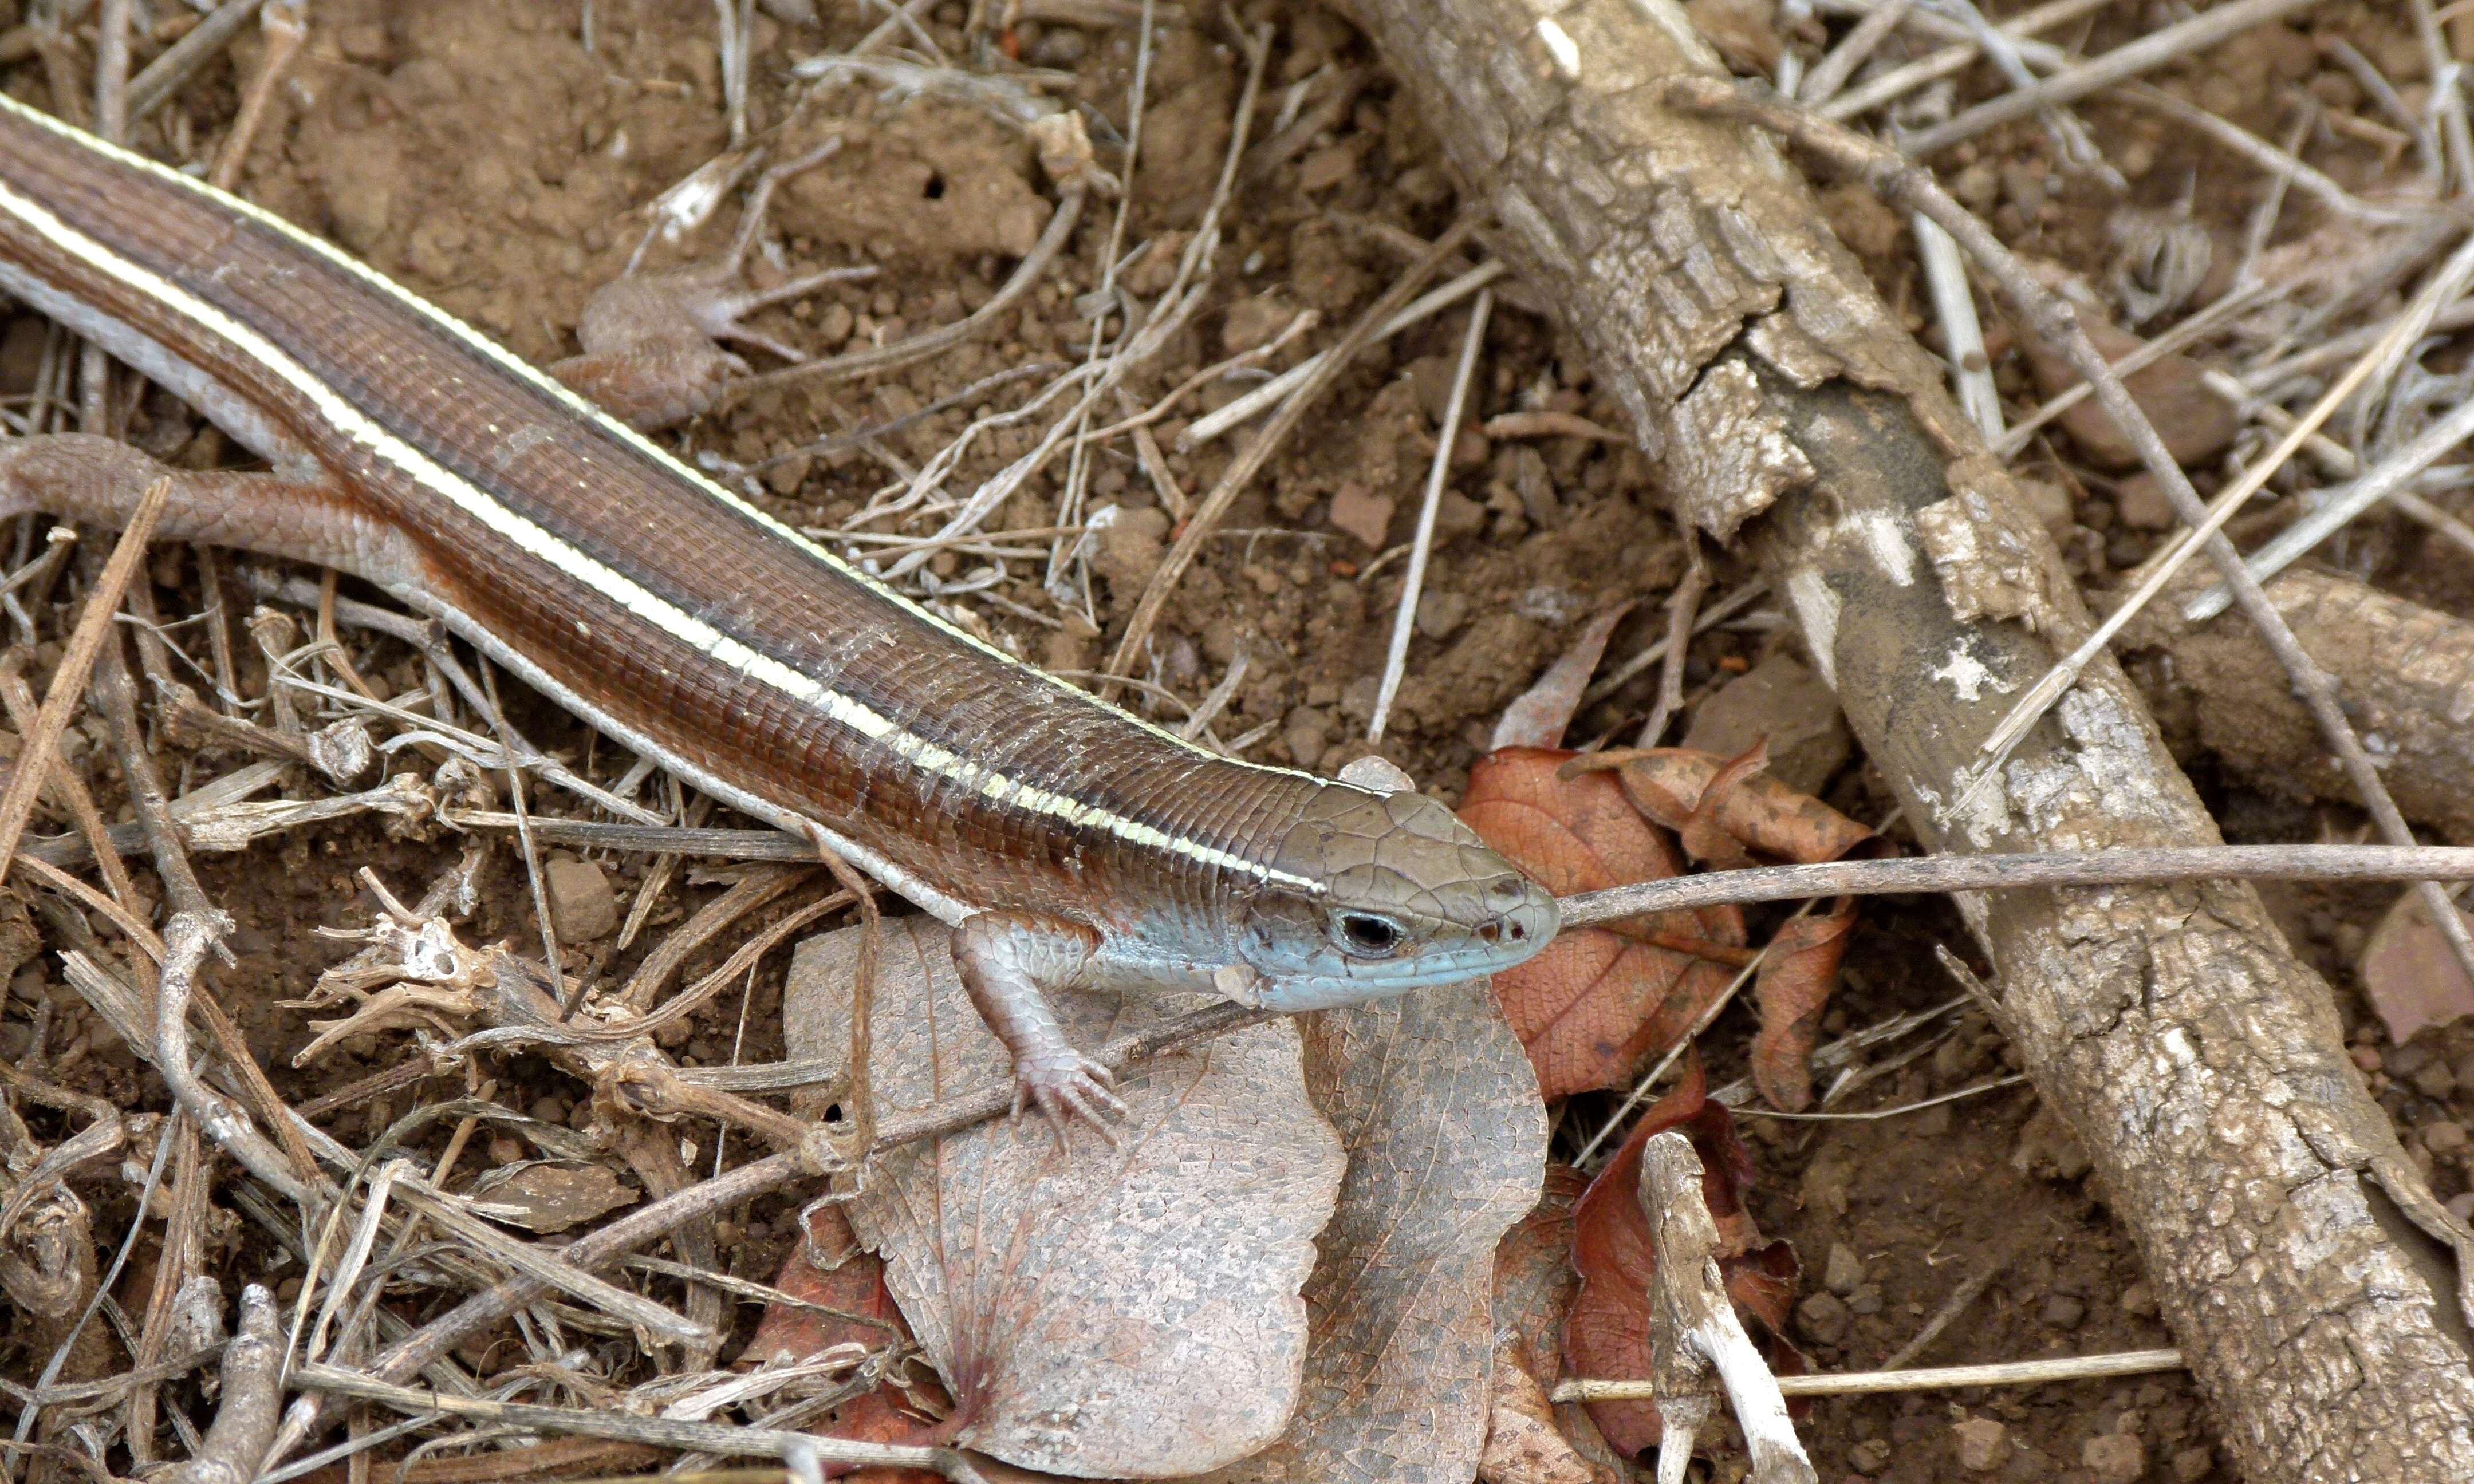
xmin=1561 ymin=844 xmax=2474 ymax=924
xmin=1914 ymin=212 xmax=2002 ymax=440
xmin=1877 ymin=1240 xmax=2022 ymax=1372
xmin=1177 ymin=261 xmax=1506 ymax=449
xmin=1816 ymin=0 xmax=2113 ymax=122
xmin=1994 ymin=281 xmax=2266 ymax=458
xmin=1798 ymin=0 xmax=1917 ymax=105
xmin=210 ymin=0 xmax=306 ymax=194
xmin=1640 ymin=546 xmax=1709 ymax=747
xmin=1101 ymin=210 xmax=1487 ymax=693
xmin=1583 ymin=581 xmax=1771 ymax=705
xmin=127 ymin=0 xmax=268 ymax=120
xmin=1369 ymin=290 xmax=1491 ymax=743
xmin=1669 ymin=81 xmax=2474 ymax=989
xmin=0 ymin=476 xmax=167 ymax=885
xmin=1556 ymin=1348 xmax=2187 ymax=1401
xmin=290 ymin=1365 xmax=986 ymax=1483
xmin=2181 ymin=394 xmax=2474 ymax=623
xmin=1898 ymin=0 xmax=2329 ymax=156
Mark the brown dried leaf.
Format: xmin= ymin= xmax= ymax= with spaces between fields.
xmin=1583 ymin=745 xmax=1873 ymax=865
xmin=1489 ymin=1167 xmax=1629 ymax=1484
xmin=750 ymin=1204 xmax=946 ymax=1484
xmin=2359 ymin=887 xmax=2474 ymax=1044
xmin=1562 ymin=1062 xmax=1799 ymax=1457
xmin=1479 ymin=1341 xmax=1613 ymax=1484
xmin=1751 ymin=901 xmax=1859 ymax=1112
xmin=783 ymin=918 xmax=1345 ymax=1479
xmin=1460 ymin=749 xmax=1742 ymax=1099
xmin=1199 ymin=979 xmax=1547 ymax=1483
xmin=1491 ymin=602 xmax=1637 ymax=752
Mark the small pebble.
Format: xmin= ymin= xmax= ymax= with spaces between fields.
xmin=1847 ymin=1438 xmax=1893 ymax=1477
xmin=1326 ymin=483 xmax=1394 ymax=550
xmin=2113 ymin=472 xmax=2176 ymax=531
xmin=1825 ymin=1241 xmax=1866 ymax=1297
xmin=2424 ymin=1120 xmax=2468 ymax=1155
xmin=2084 ymin=1432 xmax=2146 ymax=1484
xmin=2448 ymin=1192 xmax=2474 ymax=1223
xmin=543 ymin=856 xmax=618 ymax=941
xmin=1415 ymin=590 xmax=1471 ymax=640
xmin=1847 ymin=1283 xmax=1884 ymax=1317
xmin=2172 ymin=1445 xmax=2215 ymax=1482
xmin=1796 ymin=1290 xmax=1851 ymax=1346
xmin=2121 ymin=1280 xmax=2158 ymax=1318
xmin=2350 ymin=1044 xmax=2386 ymax=1074
xmin=1951 ymin=1418 xmax=2012 ymax=1473
xmin=2414 ymin=1063 xmax=2459 ymax=1099
xmin=2041 ymin=1294 xmax=2087 ymax=1330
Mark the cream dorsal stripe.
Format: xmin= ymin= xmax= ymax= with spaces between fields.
xmin=0 ymin=104 xmax=1337 ymax=892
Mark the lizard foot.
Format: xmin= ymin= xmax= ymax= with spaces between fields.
xmin=1009 ymin=1052 xmax=1129 ymax=1146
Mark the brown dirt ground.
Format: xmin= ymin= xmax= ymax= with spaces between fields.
xmin=5 ymin=1 xmax=2473 ymax=1482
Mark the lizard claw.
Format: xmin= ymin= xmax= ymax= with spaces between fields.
xmin=1008 ymin=1053 xmax=1128 ymax=1147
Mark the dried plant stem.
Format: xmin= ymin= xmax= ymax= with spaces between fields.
xmin=1669 ymin=80 xmax=2474 ymax=991
xmin=1798 ymin=0 xmax=1916 ymax=105
xmin=1637 ymin=1132 xmax=1815 ymax=1484
xmin=127 ymin=0 xmax=267 ymax=120
xmin=291 ymin=1366 xmax=985 ymax=1483
xmin=1897 ymin=0 xmax=2326 ymax=156
xmin=1558 ymin=1347 xmax=2187 ymax=1402
xmin=162 ymin=1285 xmax=282 ymax=1484
xmin=267 ymin=1000 xmax=1267 ymax=1466
xmin=1639 ymin=546 xmax=1709 ymax=747
xmin=1369 ymin=290 xmax=1492 ymax=743
xmin=1562 ymin=844 xmax=2474 ymax=925
xmin=0 ymin=476 xmax=166 ymax=883
xmin=1101 ymin=208 xmax=1486 ymax=692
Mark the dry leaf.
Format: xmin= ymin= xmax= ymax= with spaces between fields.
xmin=1199 ymin=979 xmax=1547 ymax=1483
xmin=782 ymin=918 xmax=1345 ymax=1479
xmin=1750 ymin=900 xmax=1859 ymax=1112
xmin=1460 ymin=749 xmax=1743 ymax=1099
xmin=1479 ymin=1343 xmax=1611 ymax=1484
xmin=2358 ymin=888 xmax=2474 ymax=1044
xmin=1491 ymin=602 xmax=1636 ymax=752
xmin=1581 ymin=745 xmax=1873 ymax=865
xmin=750 ymin=1203 xmax=946 ymax=1484
xmin=1489 ymin=1167 xmax=1628 ymax=1484
xmin=1562 ymin=1061 xmax=1799 ymax=1457
xmin=460 ymin=1161 xmax=637 ymax=1234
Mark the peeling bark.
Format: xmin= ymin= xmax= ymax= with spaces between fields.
xmin=1342 ymin=0 xmax=2474 ymax=1478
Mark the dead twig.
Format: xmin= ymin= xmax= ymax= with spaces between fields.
xmin=1560 ymin=1347 xmax=2188 ymax=1401
xmin=0 ymin=476 xmax=167 ymax=886
xmin=163 ymin=1285 xmax=283 ymax=1484
xmin=1369 ymin=290 xmax=1492 ymax=743
xmin=1896 ymin=0 xmax=2327 ymax=156
xmin=1636 ymin=1131 xmax=1815 ymax=1484
xmin=1102 ymin=209 xmax=1487 ymax=693
xmin=1561 ymin=844 xmax=2474 ymax=925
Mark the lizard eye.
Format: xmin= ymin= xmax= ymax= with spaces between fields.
xmin=1334 ymin=913 xmax=1404 ymax=958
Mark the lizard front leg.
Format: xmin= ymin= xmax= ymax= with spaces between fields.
xmin=951 ymin=911 xmax=1129 ymax=1136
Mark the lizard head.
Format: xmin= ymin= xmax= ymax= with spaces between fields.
xmin=1231 ymin=782 xmax=1558 ymax=1010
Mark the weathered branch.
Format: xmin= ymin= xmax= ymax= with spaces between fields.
xmin=1344 ymin=1 xmax=2474 ymax=1478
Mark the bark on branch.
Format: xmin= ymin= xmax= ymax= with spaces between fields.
xmin=1341 ymin=1 xmax=2474 ymax=1478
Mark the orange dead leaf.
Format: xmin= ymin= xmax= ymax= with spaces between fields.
xmin=1461 ymin=749 xmax=1744 ymax=1099
xmin=1561 ymin=1060 xmax=1802 ymax=1457
xmin=1751 ymin=899 xmax=1859 ymax=1112
xmin=751 ymin=1205 xmax=948 ymax=1484
xmin=1574 ymin=744 xmax=1873 ymax=866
